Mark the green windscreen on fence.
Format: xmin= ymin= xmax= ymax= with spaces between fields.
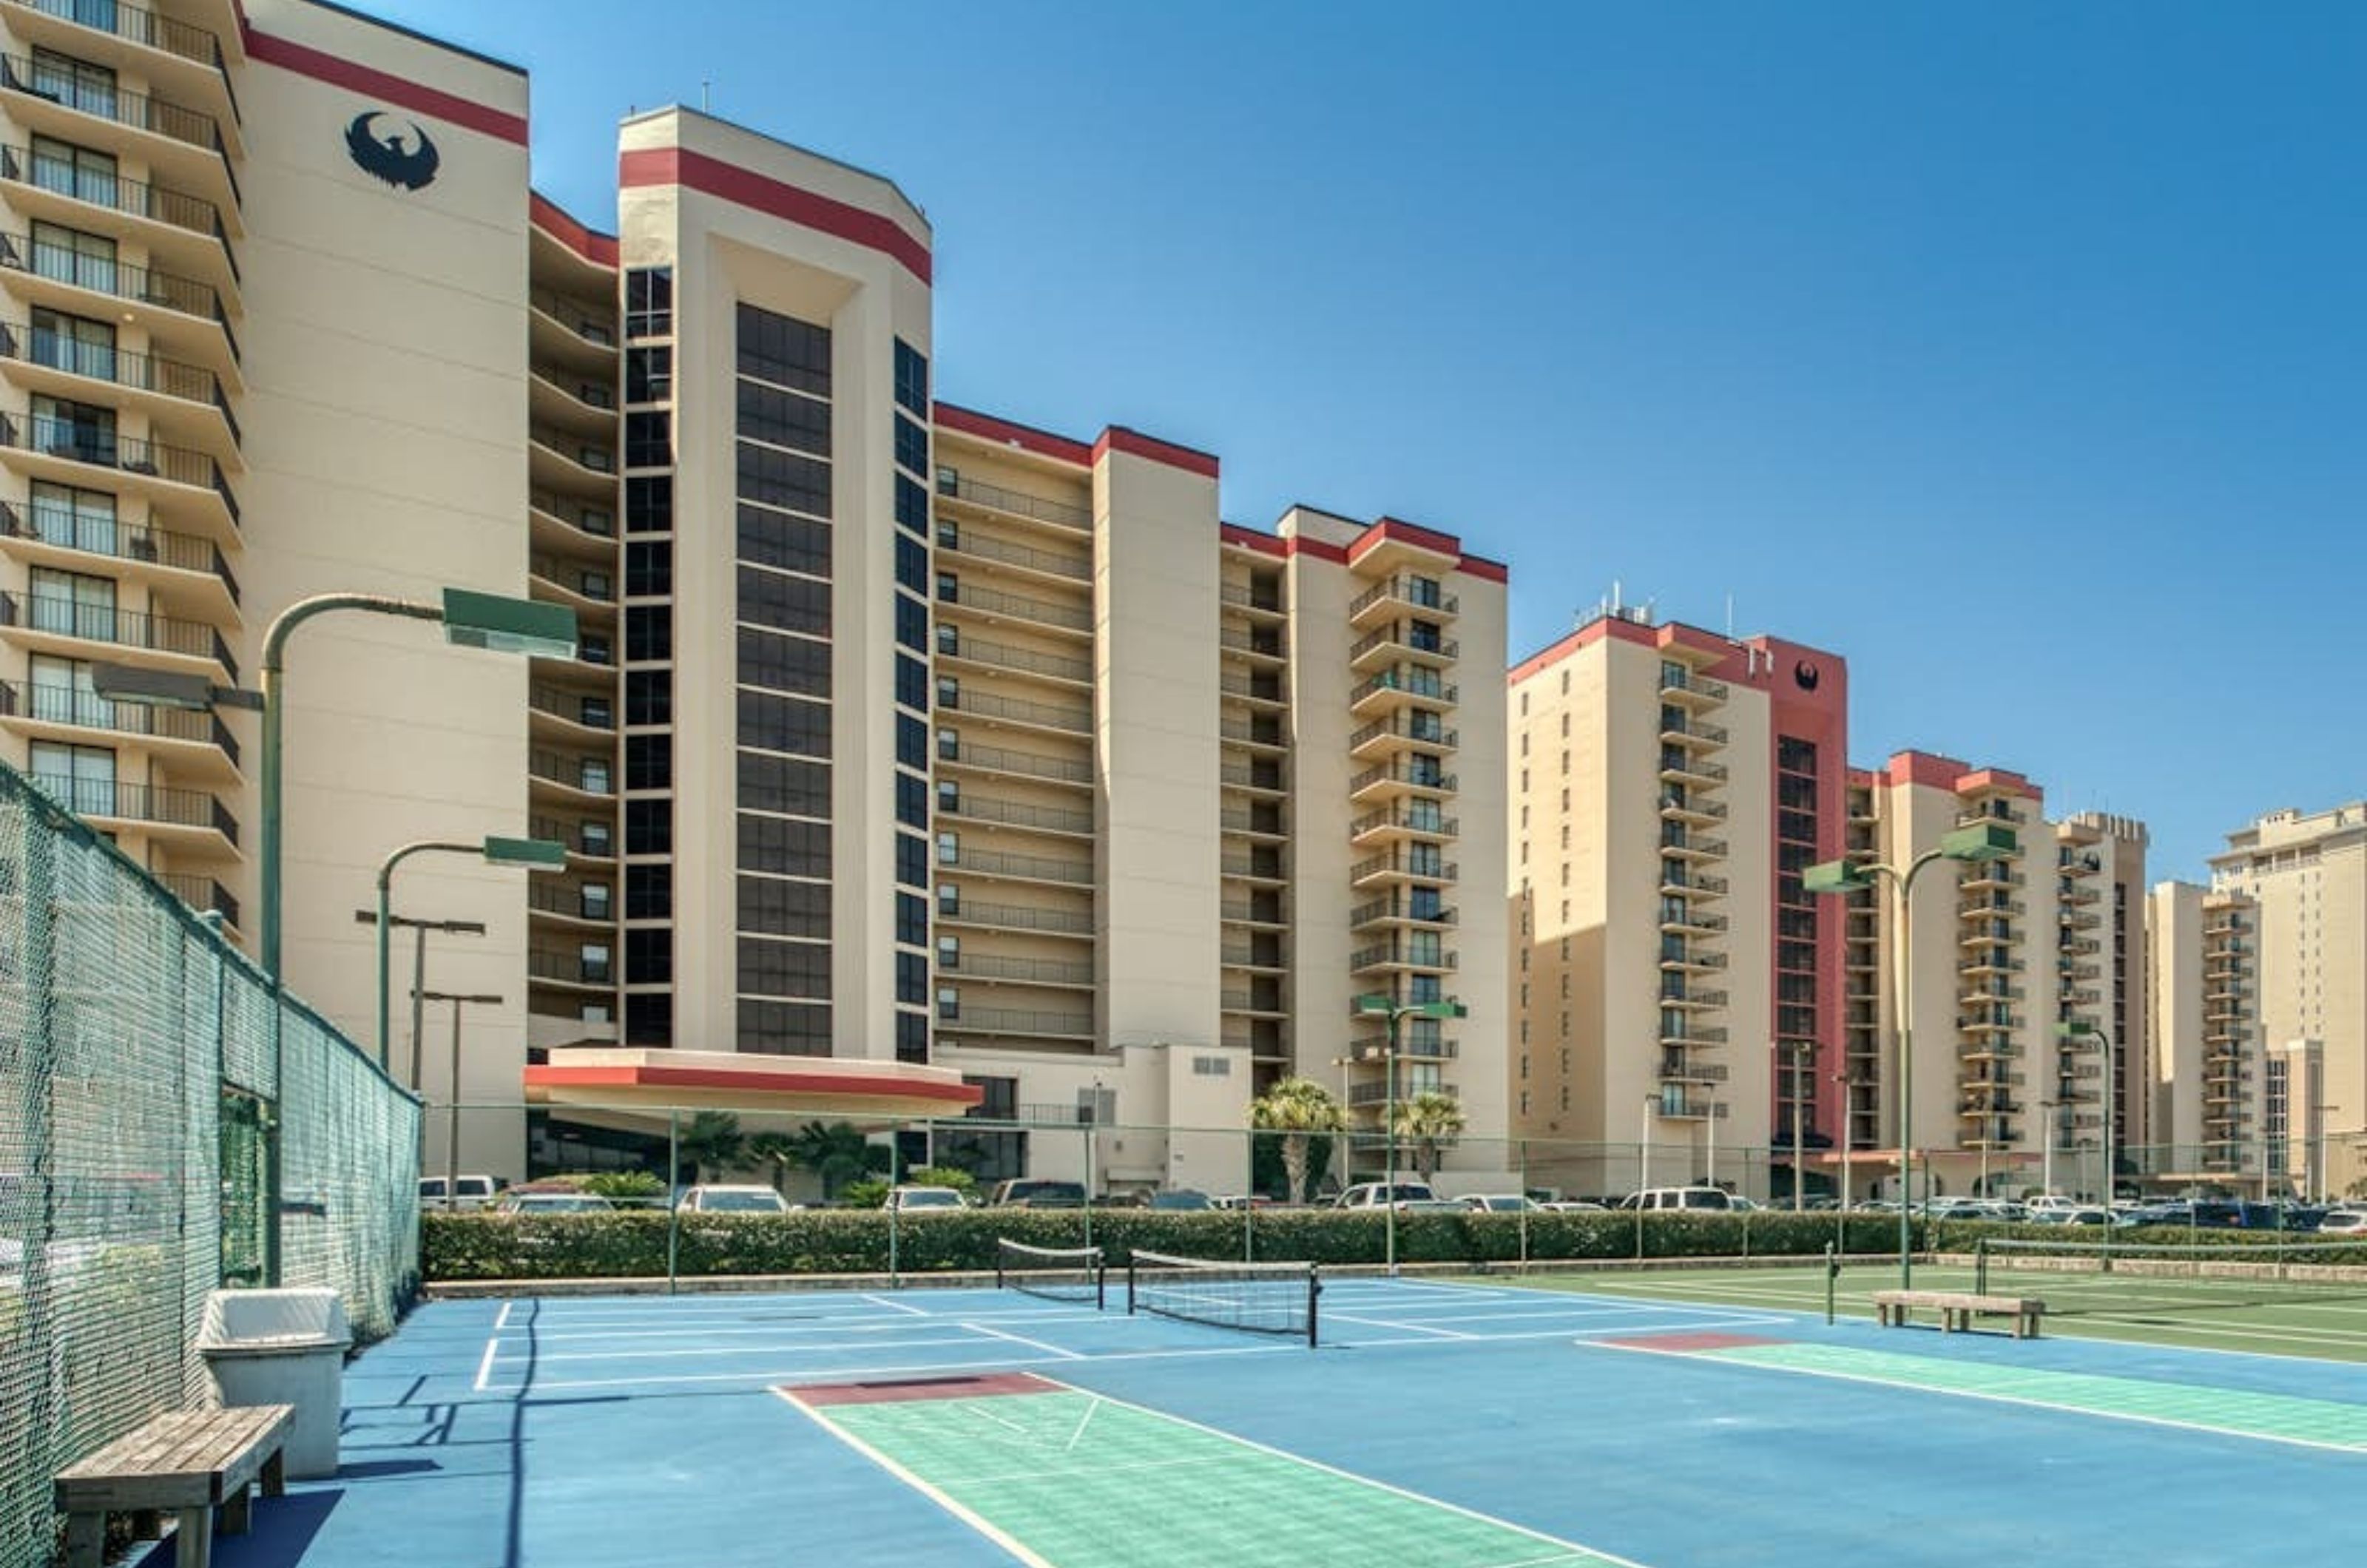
xmin=0 ymin=763 xmax=420 ymax=1568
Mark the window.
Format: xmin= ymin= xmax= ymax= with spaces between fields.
xmin=738 ymin=627 xmax=829 ymax=699
xmin=625 ymin=798 xmax=671 ymax=855
xmin=740 ymin=814 xmax=831 ymax=877
xmin=896 ymin=534 xmax=928 ymax=595
xmin=626 ymin=268 xmax=672 ymax=337
xmin=578 ymin=757 xmax=612 ymax=794
xmin=580 ymin=820 xmax=613 ymax=857
xmin=625 ymin=606 xmax=672 ymax=662
xmin=897 ymin=714 xmax=926 ymax=770
xmin=625 ymin=541 xmax=672 ymax=597
xmin=738 ymin=936 xmax=831 ymax=999
xmin=625 ymin=410 xmax=671 ymax=467
xmin=626 ymin=475 xmax=672 ymax=534
xmin=895 ymin=1012 xmax=929 ymax=1064
xmin=896 ymin=771 xmax=928 ymax=828
xmin=896 ymin=473 xmax=929 ymax=538
xmin=896 ymin=832 xmax=928 ymax=888
xmin=739 ymin=875 xmax=829 ymax=939
xmin=27 ymin=740 xmax=113 ymax=815
xmin=30 ymin=137 xmax=116 ymax=208
xmin=936 ymin=934 xmax=960 ymax=969
xmin=936 ymin=987 xmax=960 ymax=1021
xmin=936 ymin=882 xmax=960 ymax=916
xmin=625 ymin=669 xmax=671 ymax=726
xmin=737 ymin=379 xmax=831 ymax=457
xmin=737 ymin=566 xmax=830 ymax=635
xmin=894 ymin=339 xmax=929 ymax=416
xmin=936 ymin=831 xmax=959 ymax=865
xmin=737 ymin=998 xmax=832 ymax=1056
xmin=624 ymin=927 xmax=671 ymax=984
xmin=737 ymin=751 xmax=829 ymax=817
xmin=578 ymin=943 xmax=612 ymax=984
xmin=625 ymin=734 xmax=672 ymax=791
xmin=897 ymin=953 xmax=927 ymax=1006
xmin=897 ymin=891 xmax=928 ymax=947
xmin=737 ymin=690 xmax=830 ymax=757
xmin=937 ymin=727 xmax=959 ymax=761
xmin=737 ymin=303 xmax=830 ymax=393
xmin=625 ymin=864 xmax=672 ymax=919
xmin=896 ymin=653 xmax=927 ymax=711
xmin=737 ymin=504 xmax=831 ymax=577
xmin=625 ymin=345 xmax=671 ymax=403
xmin=737 ymin=441 xmax=831 ymax=517
xmin=894 ymin=415 xmax=928 ymax=476
xmin=895 ymin=593 xmax=928 ymax=653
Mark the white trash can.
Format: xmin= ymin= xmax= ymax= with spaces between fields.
xmin=197 ymin=1288 xmax=352 ymax=1479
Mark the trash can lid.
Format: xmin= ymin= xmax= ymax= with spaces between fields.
xmin=197 ymin=1287 xmax=353 ymax=1352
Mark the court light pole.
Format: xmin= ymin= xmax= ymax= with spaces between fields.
xmin=373 ymin=836 xmax=564 ymax=1072
xmin=1832 ymin=1067 xmax=1852 ymax=1213
xmin=423 ymin=990 xmax=504 ymax=1210
xmin=1792 ymin=1041 xmax=1811 ymax=1212
xmin=351 ymin=909 xmax=486 ymax=1092
xmin=1354 ymin=993 xmax=1466 ymax=1277
xmin=2039 ymin=1097 xmax=2059 ymax=1200
xmin=1807 ymin=820 xmax=2019 ymax=1291
xmin=2058 ymin=1020 xmax=2115 ymax=1209
xmin=1639 ymin=1093 xmax=1656 ymax=1193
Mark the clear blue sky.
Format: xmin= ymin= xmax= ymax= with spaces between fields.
xmin=369 ymin=0 xmax=2363 ymax=880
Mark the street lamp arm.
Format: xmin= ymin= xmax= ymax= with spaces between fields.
xmin=377 ymin=839 xmax=488 ymax=893
xmin=263 ymin=593 xmax=442 ymax=675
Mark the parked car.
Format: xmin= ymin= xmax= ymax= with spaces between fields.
xmin=1212 ymin=1194 xmax=1275 ymax=1211
xmin=1334 ymin=1182 xmax=1436 ymax=1209
xmin=678 ymin=1185 xmax=793 ymax=1214
xmin=986 ymin=1180 xmax=1086 ymax=1209
xmin=1543 ymin=1200 xmax=1609 ymax=1212
xmin=885 ymin=1185 xmax=968 ymax=1214
xmin=2315 ymin=1209 xmax=2367 ymax=1236
xmin=1394 ymin=1198 xmax=1470 ymax=1213
xmin=1146 ymin=1189 xmax=1214 ymax=1212
xmin=419 ymin=1174 xmax=502 ymax=1212
xmin=493 ymin=1192 xmax=613 ymax=1215
xmin=1615 ymin=1187 xmax=1735 ymax=1212
xmin=1462 ymin=1194 xmax=1544 ymax=1213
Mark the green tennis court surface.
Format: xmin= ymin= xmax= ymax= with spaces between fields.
xmin=780 ymin=1372 xmax=1627 ymax=1568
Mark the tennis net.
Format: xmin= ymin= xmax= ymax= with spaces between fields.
xmin=995 ymin=1239 xmax=1107 ymax=1308
xmin=1126 ymin=1250 xmax=1320 ymax=1348
xmin=1976 ymin=1236 xmax=2367 ymax=1317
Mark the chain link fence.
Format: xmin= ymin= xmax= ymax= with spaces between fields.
xmin=0 ymin=765 xmax=419 ymax=1568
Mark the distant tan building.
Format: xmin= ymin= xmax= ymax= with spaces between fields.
xmin=2211 ymin=803 xmax=2367 ymax=1200
xmin=0 ymin=0 xmax=1511 ymax=1191
xmin=2148 ymin=882 xmax=2263 ymax=1188
xmin=1506 ymin=609 xmax=1848 ymax=1202
xmin=2054 ymin=812 xmax=2150 ymax=1169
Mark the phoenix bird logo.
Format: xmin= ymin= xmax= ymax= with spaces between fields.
xmin=1794 ymin=660 xmax=1821 ymax=691
xmin=345 ymin=111 xmax=440 ymax=191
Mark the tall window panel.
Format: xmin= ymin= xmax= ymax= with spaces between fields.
xmin=891 ymin=338 xmax=932 ymax=1063
xmin=621 ymin=265 xmax=677 ymax=1048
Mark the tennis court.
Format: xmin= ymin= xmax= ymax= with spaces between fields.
xmin=157 ymin=1254 xmax=2367 ymax=1568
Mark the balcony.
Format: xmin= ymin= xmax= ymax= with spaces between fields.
xmin=1658 ymin=905 xmax=1728 ymax=936
xmin=1956 ymin=801 xmax=2026 ymax=828
xmin=0 ymin=589 xmax=232 ymax=675
xmin=1219 ymin=988 xmax=1285 ymax=1016
xmin=1 ymin=1 xmax=240 ymax=132
xmin=1658 ymin=944 xmax=1729 ymax=976
xmin=528 ymin=814 xmax=616 ymax=866
xmin=527 ymin=288 xmax=617 ymax=362
xmin=0 ymin=143 xmax=237 ymax=300
xmin=1348 ymin=1081 xmax=1459 ymax=1109
xmin=1346 ymin=715 xmax=1454 ymax=763
xmin=0 ymin=52 xmax=238 ymax=211
xmin=0 ymin=322 xmax=235 ymax=450
xmin=1658 ymin=828 xmax=1727 ymax=861
xmin=528 ymin=684 xmax=614 ymax=737
xmin=1219 ymin=942 xmax=1285 ymax=972
xmin=947 ymin=845 xmax=1093 ymax=887
xmin=1220 ymin=716 xmax=1288 ymax=753
xmin=1220 ymin=898 xmax=1286 ymax=927
xmin=1348 ymin=940 xmax=1455 ymax=974
xmin=1658 ymin=866 xmax=1729 ymax=899
xmin=942 ymin=793 xmax=1094 ymax=839
xmin=1220 ymin=851 xmax=1285 ymax=885
xmin=1348 ymin=624 xmax=1456 ymax=673
xmin=2057 ymin=880 xmax=2101 ymax=906
xmin=1347 ymin=574 xmax=1456 ymax=627
xmin=156 ymin=869 xmax=237 ymax=927
xmin=944 ymin=634 xmax=1092 ymax=688
xmin=1658 ymin=1053 xmax=1728 ymax=1084
xmin=1656 ymin=750 xmax=1728 ymax=788
xmin=1349 ymin=893 xmax=1454 ymax=930
xmin=1658 ymin=791 xmax=1726 ymax=825
xmin=940 ymin=525 xmax=1090 ymax=583
xmin=936 ymin=899 xmax=1094 ymax=939
xmin=1348 ymin=669 xmax=1454 ymax=717
xmin=527 ymin=949 xmax=611 ymax=991
xmin=1659 ymin=667 xmax=1728 ymax=706
xmin=942 ymin=952 xmax=1095 ymax=988
xmin=1957 ymin=896 xmax=2025 ymax=921
xmin=1959 ymin=864 xmax=2024 ymax=891
xmin=529 ymin=425 xmax=616 ymax=493
xmin=0 ymin=497 xmax=237 ymax=617
xmin=528 ymin=554 xmax=616 ymax=614
xmin=1348 ymin=808 xmax=1455 ymax=848
xmin=935 ymin=469 xmax=1090 ymax=533
xmin=527 ymin=368 xmax=615 ymax=436
xmin=0 ymin=229 xmax=238 ymax=374
xmin=30 ymin=771 xmax=234 ymax=848
xmin=944 ymin=684 xmax=1092 ymax=735
xmin=1218 ymin=579 xmax=1285 ymax=617
xmin=1219 ymin=625 xmax=1287 ymax=663
xmin=941 ymin=738 xmax=1091 ymax=787
xmin=528 ymin=750 xmax=613 ymax=801
xmin=1659 ymin=1022 xmax=1729 ymax=1047
xmin=1349 ymin=850 xmax=1454 ymax=888
xmin=526 ymin=881 xmax=612 ymax=930
xmin=1348 ymin=761 xmax=1455 ymax=805
xmin=940 ymin=1005 xmax=1095 ymax=1041
xmin=1658 ymin=714 xmax=1728 ymax=749
xmin=938 ymin=578 xmax=1091 ymax=637
xmin=1655 ymin=1097 xmax=1729 ymax=1122
xmin=0 ymin=676 xmax=237 ymax=774
xmin=1 ymin=410 xmax=237 ymax=538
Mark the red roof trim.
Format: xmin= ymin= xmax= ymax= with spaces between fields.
xmin=1457 ymin=553 xmax=1510 ymax=583
xmin=530 ymin=191 xmax=618 ymax=268
xmin=620 ymin=146 xmax=933 ymax=284
xmin=1220 ymin=523 xmax=1287 ymax=558
xmin=524 ymin=1064 xmax=983 ymax=1106
xmin=245 ymin=27 xmax=529 ymax=146
xmin=1345 ymin=518 xmax=1503 ymax=582
xmin=1093 ymin=426 xmax=1220 ymax=479
xmin=934 ymin=402 xmax=1093 ymax=467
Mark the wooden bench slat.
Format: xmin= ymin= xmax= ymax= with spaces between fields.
xmin=55 ymin=1405 xmax=294 ymax=1509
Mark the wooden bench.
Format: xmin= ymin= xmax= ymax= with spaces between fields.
xmin=1873 ymin=1289 xmax=2045 ymax=1339
xmin=53 ymin=1405 xmax=293 ymax=1568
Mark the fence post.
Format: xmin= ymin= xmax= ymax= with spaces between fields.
xmin=16 ymin=805 xmax=61 ymax=1484
xmin=665 ymin=1109 xmax=680 ymax=1295
xmin=1517 ymin=1140 xmax=1530 ymax=1272
xmin=888 ymin=1118 xmax=902 ymax=1287
xmin=1082 ymin=1119 xmax=1094 ymax=1254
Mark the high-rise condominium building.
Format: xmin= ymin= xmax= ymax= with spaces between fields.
xmin=0 ymin=0 xmax=1509 ymax=1186
xmin=2209 ymin=803 xmax=2367 ymax=1200
xmin=2147 ymin=882 xmax=2263 ymax=1186
xmin=1505 ymin=609 xmax=1847 ymax=1200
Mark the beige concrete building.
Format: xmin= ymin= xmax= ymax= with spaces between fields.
xmin=2147 ymin=881 xmax=2263 ymax=1187
xmin=2210 ymin=803 xmax=2367 ymax=1200
xmin=1506 ymin=609 xmax=1848 ymax=1201
xmin=2054 ymin=811 xmax=2150 ymax=1169
xmin=0 ymin=0 xmax=1512 ymax=1192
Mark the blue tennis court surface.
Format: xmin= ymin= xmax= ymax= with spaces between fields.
xmin=157 ymin=1274 xmax=2367 ymax=1567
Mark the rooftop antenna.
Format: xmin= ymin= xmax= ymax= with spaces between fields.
xmin=701 ymin=80 xmax=712 ymax=113
xmin=1726 ymin=593 xmax=1735 ymax=641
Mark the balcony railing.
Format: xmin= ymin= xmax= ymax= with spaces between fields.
xmin=942 ymin=685 xmax=1091 ymax=733
xmin=940 ymin=526 xmax=1090 ymax=580
xmin=1218 ymin=625 xmax=1286 ymax=660
xmin=0 ymin=677 xmax=236 ymax=763
xmin=1348 ymin=941 xmax=1455 ymax=971
xmin=1219 ymin=670 xmax=1286 ymax=704
xmin=1218 ymin=580 xmax=1283 ymax=614
xmin=1658 ymin=715 xmax=1728 ymax=745
xmin=0 ymin=321 xmax=227 ymax=425
xmin=943 ymin=1005 xmax=1093 ymax=1037
xmin=529 ymin=751 xmax=612 ymax=794
xmin=529 ymin=556 xmax=614 ymax=602
xmin=528 ymin=288 xmax=615 ymax=347
xmin=527 ymin=882 xmax=611 ymax=923
xmin=0 ymin=590 xmax=234 ymax=674
xmin=1349 ymin=851 xmax=1455 ymax=883
xmin=31 ymin=771 xmax=234 ymax=841
xmin=948 ymin=845 xmax=1093 ymax=886
xmin=0 ymin=231 xmax=232 ymax=349
xmin=0 ymin=53 xmax=229 ymax=161
xmin=1350 ymin=670 xmax=1455 ymax=706
xmin=1660 ymin=668 xmax=1729 ymax=702
xmin=0 ymin=497 xmax=237 ymax=601
xmin=941 ymin=952 xmax=1094 ymax=986
xmin=1350 ymin=762 xmax=1455 ymax=795
xmin=1347 ymin=575 xmax=1455 ymax=620
xmin=7 ymin=0 xmax=232 ymax=76
xmin=1348 ymin=717 xmax=1456 ymax=751
xmin=1 ymin=410 xmax=237 ymax=522
xmin=1220 ymin=899 xmax=1283 ymax=925
xmin=935 ymin=469 xmax=1090 ymax=531
xmin=530 ymin=489 xmax=615 ymax=538
xmin=527 ymin=950 xmax=610 ymax=986
xmin=942 ymin=794 xmax=1094 ymax=837
xmin=942 ymin=739 xmax=1091 ymax=784
xmin=1350 ymin=895 xmax=1454 ymax=927
xmin=530 ymin=426 xmax=615 ymax=473
xmin=938 ymin=578 xmax=1090 ymax=632
xmin=1348 ymin=626 xmax=1456 ymax=664
xmin=1220 ymin=716 xmax=1285 ymax=748
xmin=156 ymin=869 xmax=237 ymax=926
xmin=1349 ymin=808 xmax=1455 ymax=839
xmin=939 ymin=899 xmax=1093 ymax=936
xmin=0 ymin=143 xmax=232 ymax=258
xmin=529 ymin=686 xmax=614 ymax=729
xmin=945 ymin=635 xmax=1090 ymax=685
xmin=1220 ymin=760 xmax=1286 ymax=792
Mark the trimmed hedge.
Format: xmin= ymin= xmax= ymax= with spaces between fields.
xmin=422 ymin=1208 xmax=1921 ymax=1282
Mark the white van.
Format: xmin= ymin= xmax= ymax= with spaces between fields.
xmin=419 ymin=1175 xmax=501 ymax=1212
xmin=1333 ymin=1182 xmax=1436 ymax=1209
xmin=1615 ymin=1186 xmax=1734 ymax=1212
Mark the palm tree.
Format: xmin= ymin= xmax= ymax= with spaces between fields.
xmin=1249 ymin=1078 xmax=1345 ymax=1206
xmin=744 ymin=1130 xmax=796 ymax=1195
xmin=780 ymin=1121 xmax=879 ymax=1200
xmin=675 ymin=1110 xmax=745 ymax=1184
xmin=1391 ymin=1092 xmax=1466 ymax=1183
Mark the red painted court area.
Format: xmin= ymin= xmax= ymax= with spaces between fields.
xmin=783 ymin=1371 xmax=1064 ymax=1407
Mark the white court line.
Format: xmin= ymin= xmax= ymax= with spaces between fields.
xmin=483 ymin=1340 xmax=1302 ymax=1394
xmin=527 ymin=1321 xmax=994 ymax=1345
xmin=1356 ymin=1302 xmax=1761 ymax=1328
xmin=472 ymin=1335 xmax=501 ymax=1393
xmin=1325 ymin=1311 xmax=1475 ymax=1339
xmin=961 ymin=1321 xmax=1085 ymax=1360
xmin=865 ymin=1293 xmax=931 ymax=1317
xmin=493 ymin=1333 xmax=996 ymax=1365
xmin=1062 ymin=1395 xmax=1099 ymax=1453
xmin=493 ymin=1300 xmax=513 ymax=1331
xmin=773 ymin=1388 xmax=1055 ymax=1568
